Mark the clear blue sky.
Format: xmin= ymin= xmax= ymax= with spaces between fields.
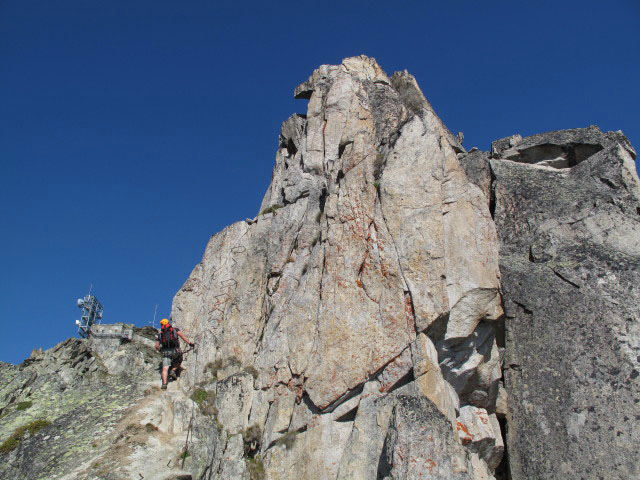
xmin=2 ymin=1 xmax=638 ymax=364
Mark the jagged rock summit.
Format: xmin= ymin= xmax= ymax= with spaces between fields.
xmin=1 ymin=56 xmax=638 ymax=480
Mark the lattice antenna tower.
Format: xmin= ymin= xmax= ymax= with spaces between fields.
xmin=75 ymin=287 xmax=103 ymax=338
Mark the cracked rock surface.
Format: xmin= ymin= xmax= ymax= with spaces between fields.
xmin=173 ymin=57 xmax=639 ymax=480
xmin=170 ymin=55 xmax=506 ymax=479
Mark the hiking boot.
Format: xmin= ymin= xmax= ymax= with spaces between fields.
xmin=169 ymin=370 xmax=177 ymax=381
xmin=161 ymin=383 xmax=167 ymax=390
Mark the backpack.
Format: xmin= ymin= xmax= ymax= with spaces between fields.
xmin=160 ymin=326 xmax=179 ymax=349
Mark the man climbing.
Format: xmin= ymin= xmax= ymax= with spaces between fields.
xmin=155 ymin=318 xmax=194 ymax=390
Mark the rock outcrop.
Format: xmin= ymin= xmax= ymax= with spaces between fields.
xmin=171 ymin=55 xmax=506 ymax=480
xmin=0 ymin=326 xmax=197 ymax=480
xmin=488 ymin=128 xmax=640 ymax=479
xmin=1 ymin=56 xmax=638 ymax=480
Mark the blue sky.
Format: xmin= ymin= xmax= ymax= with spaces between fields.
xmin=1 ymin=1 xmax=638 ymax=364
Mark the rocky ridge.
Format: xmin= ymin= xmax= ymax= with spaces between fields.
xmin=0 ymin=326 xmax=197 ymax=480
xmin=1 ymin=56 xmax=638 ymax=480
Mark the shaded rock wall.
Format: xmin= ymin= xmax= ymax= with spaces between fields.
xmin=488 ymin=129 xmax=640 ymax=479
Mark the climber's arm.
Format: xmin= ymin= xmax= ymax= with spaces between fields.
xmin=178 ymin=331 xmax=194 ymax=346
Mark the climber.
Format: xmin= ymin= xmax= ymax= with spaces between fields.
xmin=155 ymin=318 xmax=194 ymax=390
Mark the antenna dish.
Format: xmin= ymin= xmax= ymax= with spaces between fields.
xmin=77 ymin=299 xmax=84 ymax=307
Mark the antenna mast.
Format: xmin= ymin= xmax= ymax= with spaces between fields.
xmin=75 ymin=288 xmax=103 ymax=338
xmin=151 ymin=304 xmax=158 ymax=329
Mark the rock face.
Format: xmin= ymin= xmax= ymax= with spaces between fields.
xmin=488 ymin=128 xmax=640 ymax=479
xmin=1 ymin=56 xmax=638 ymax=480
xmin=170 ymin=55 xmax=506 ymax=480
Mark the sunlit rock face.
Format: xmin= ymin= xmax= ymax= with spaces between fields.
xmin=169 ymin=55 xmax=506 ymax=479
xmin=2 ymin=57 xmax=638 ymax=480
xmin=171 ymin=56 xmax=639 ymax=480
